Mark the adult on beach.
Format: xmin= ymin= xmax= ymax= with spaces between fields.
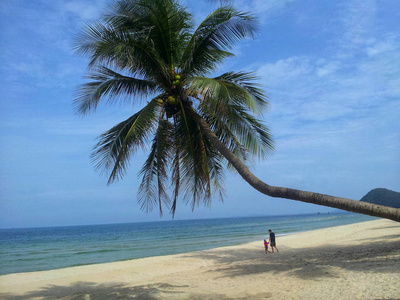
xmin=268 ymin=229 xmax=279 ymax=253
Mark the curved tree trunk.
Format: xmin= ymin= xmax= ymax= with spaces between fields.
xmin=185 ymin=104 xmax=400 ymax=222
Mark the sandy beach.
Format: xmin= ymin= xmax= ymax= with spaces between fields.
xmin=0 ymin=219 xmax=399 ymax=300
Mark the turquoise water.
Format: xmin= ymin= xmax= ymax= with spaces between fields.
xmin=0 ymin=213 xmax=376 ymax=275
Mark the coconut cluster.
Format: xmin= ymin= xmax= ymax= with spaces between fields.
xmin=155 ymin=71 xmax=184 ymax=117
xmin=172 ymin=75 xmax=181 ymax=87
xmin=167 ymin=73 xmax=183 ymax=106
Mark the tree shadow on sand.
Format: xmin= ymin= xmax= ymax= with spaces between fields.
xmin=183 ymin=233 xmax=400 ymax=280
xmin=0 ymin=282 xmax=189 ymax=300
xmin=0 ymin=281 xmax=273 ymax=300
xmin=370 ymin=225 xmax=400 ymax=230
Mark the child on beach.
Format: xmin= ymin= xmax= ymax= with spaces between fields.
xmin=264 ymin=239 xmax=270 ymax=254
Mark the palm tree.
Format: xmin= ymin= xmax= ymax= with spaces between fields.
xmin=75 ymin=0 xmax=400 ymax=222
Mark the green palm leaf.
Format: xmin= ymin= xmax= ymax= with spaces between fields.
xmin=91 ymin=99 xmax=160 ymax=183
xmin=75 ymin=15 xmax=167 ymax=81
xmin=199 ymin=104 xmax=251 ymax=162
xmin=103 ymin=0 xmax=193 ymax=79
xmin=181 ymin=6 xmax=256 ymax=75
xmin=187 ymin=71 xmax=267 ymax=113
xmin=215 ymin=71 xmax=269 ymax=114
xmin=138 ymin=118 xmax=172 ymax=215
xmin=172 ymin=110 xmax=225 ymax=210
xmin=75 ymin=67 xmax=160 ymax=114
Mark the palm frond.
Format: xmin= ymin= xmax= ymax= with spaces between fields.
xmin=181 ymin=6 xmax=256 ymax=75
xmin=138 ymin=118 xmax=173 ymax=215
xmin=203 ymin=100 xmax=273 ymax=159
xmin=185 ymin=73 xmax=273 ymax=159
xmin=170 ymin=141 xmax=181 ymax=217
xmin=173 ymin=110 xmax=206 ymax=206
xmin=199 ymin=104 xmax=250 ymax=162
xmin=103 ymin=0 xmax=145 ymax=28
xmin=187 ymin=72 xmax=267 ymax=112
xmin=173 ymin=108 xmax=225 ymax=210
xmin=91 ymin=99 xmax=161 ymax=183
xmin=228 ymin=105 xmax=274 ymax=158
xmin=197 ymin=124 xmax=226 ymax=205
xmin=74 ymin=16 xmax=167 ymax=81
xmin=75 ymin=67 xmax=160 ymax=114
xmin=103 ymin=0 xmax=193 ymax=76
xmin=186 ymin=76 xmax=232 ymax=108
xmin=139 ymin=0 xmax=193 ymax=66
xmin=215 ymin=71 xmax=269 ymax=114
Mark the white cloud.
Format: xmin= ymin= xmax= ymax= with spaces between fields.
xmin=251 ymin=0 xmax=400 ymax=200
xmin=64 ymin=1 xmax=104 ymax=20
xmin=257 ymin=56 xmax=313 ymax=87
xmin=316 ymin=61 xmax=341 ymax=77
xmin=366 ymin=34 xmax=399 ymax=57
xmin=232 ymin=0 xmax=296 ymax=19
xmin=338 ymin=0 xmax=377 ymax=53
xmin=257 ymin=30 xmax=400 ymax=122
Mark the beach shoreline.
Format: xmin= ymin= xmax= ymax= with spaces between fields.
xmin=1 ymin=219 xmax=399 ymax=299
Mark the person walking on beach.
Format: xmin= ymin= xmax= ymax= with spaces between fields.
xmin=268 ymin=229 xmax=279 ymax=253
xmin=264 ymin=239 xmax=271 ymax=254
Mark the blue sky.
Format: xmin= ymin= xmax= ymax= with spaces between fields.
xmin=1 ymin=0 xmax=399 ymax=228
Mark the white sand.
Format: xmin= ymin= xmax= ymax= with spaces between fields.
xmin=1 ymin=219 xmax=399 ymax=300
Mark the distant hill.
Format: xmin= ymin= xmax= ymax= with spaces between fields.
xmin=360 ymin=188 xmax=400 ymax=208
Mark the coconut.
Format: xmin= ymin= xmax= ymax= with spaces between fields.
xmin=168 ymin=96 xmax=178 ymax=105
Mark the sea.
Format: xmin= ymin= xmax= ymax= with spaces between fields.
xmin=0 ymin=212 xmax=376 ymax=275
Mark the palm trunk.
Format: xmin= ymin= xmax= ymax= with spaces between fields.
xmin=185 ymin=104 xmax=400 ymax=222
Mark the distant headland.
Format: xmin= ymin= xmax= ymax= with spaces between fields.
xmin=360 ymin=188 xmax=400 ymax=208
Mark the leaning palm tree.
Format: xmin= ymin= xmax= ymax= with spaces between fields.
xmin=75 ymin=0 xmax=400 ymax=221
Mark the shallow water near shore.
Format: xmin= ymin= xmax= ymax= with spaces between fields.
xmin=0 ymin=212 xmax=375 ymax=275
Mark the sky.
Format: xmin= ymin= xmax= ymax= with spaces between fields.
xmin=0 ymin=0 xmax=399 ymax=228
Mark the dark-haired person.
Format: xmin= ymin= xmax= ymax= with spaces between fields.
xmin=268 ymin=229 xmax=279 ymax=253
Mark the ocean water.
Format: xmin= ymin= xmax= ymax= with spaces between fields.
xmin=0 ymin=213 xmax=376 ymax=275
